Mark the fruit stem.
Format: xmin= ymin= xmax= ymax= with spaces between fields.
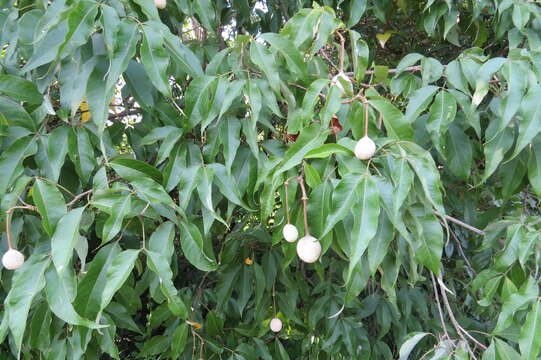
xmin=297 ymin=175 xmax=310 ymax=236
xmin=5 ymin=210 xmax=13 ymax=250
xmin=283 ymin=180 xmax=291 ymax=224
xmin=272 ymin=283 xmax=277 ymax=316
xmin=363 ymin=101 xmax=369 ymax=138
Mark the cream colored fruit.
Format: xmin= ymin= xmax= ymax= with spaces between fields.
xmin=155 ymin=0 xmax=166 ymax=9
xmin=2 ymin=249 xmax=25 ymax=270
xmin=282 ymin=223 xmax=299 ymax=243
xmin=270 ymin=317 xmax=282 ymax=332
xmin=354 ymin=136 xmax=376 ymax=160
xmin=296 ymin=236 xmax=321 ymax=263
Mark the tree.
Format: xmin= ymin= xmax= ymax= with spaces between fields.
xmin=0 ymin=0 xmax=540 ymax=358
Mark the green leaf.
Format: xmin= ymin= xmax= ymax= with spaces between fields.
xmin=403 ymin=86 xmax=439 ymax=124
xmin=347 ymin=175 xmax=380 ymax=281
xmin=250 ymin=41 xmax=281 ymax=94
xmin=305 ymin=144 xmax=354 ymax=159
xmin=494 ymin=60 xmax=528 ymax=139
xmin=148 ymin=221 xmax=175 ymax=259
xmin=261 ymin=33 xmax=305 ymax=77
xmin=321 ymin=173 xmax=363 ymax=238
xmin=132 ymin=0 xmax=160 ymax=20
xmin=395 ymin=53 xmax=424 ymax=75
xmin=51 ymin=207 xmax=85 ymax=274
xmin=68 ymin=127 xmax=97 ymax=182
xmin=160 ymin=26 xmax=204 ymax=78
xmin=141 ymin=23 xmax=171 ymax=97
xmin=146 ymin=251 xmax=187 ymax=318
xmin=444 ymin=60 xmax=469 ymax=94
xmin=100 ymin=249 xmax=140 ymax=314
xmin=220 ymin=116 xmax=242 ymax=173
xmin=400 ymin=142 xmax=445 ymax=214
xmin=350 ymin=31 xmax=370 ymax=82
xmin=193 ymin=0 xmax=216 ymax=33
xmin=348 ymin=0 xmax=367 ymax=27
xmin=106 ymin=19 xmax=141 ymax=94
xmin=102 ymin=195 xmax=131 ymax=244
xmin=74 ymin=244 xmax=121 ymax=320
xmin=410 ymin=209 xmax=443 ymax=274
xmin=0 ymin=136 xmax=37 ymax=194
xmin=273 ymin=124 xmax=328 ymax=178
xmin=20 ymin=22 xmax=68 ymax=73
xmin=519 ymin=300 xmax=541 ymax=360
xmin=390 ymin=153 xmax=414 ymax=217
xmin=171 ymin=323 xmax=189 ymax=359
xmin=0 ymin=75 xmax=42 ymax=103
xmin=445 ymin=123 xmax=472 ymax=180
xmin=509 ymin=84 xmax=541 ymax=160
xmin=47 ymin=126 xmax=70 ymax=182
xmin=426 ymin=90 xmax=457 ymax=155
xmin=0 ymin=97 xmax=38 ymax=130
xmin=44 ymin=266 xmax=105 ymax=329
xmin=131 ymin=177 xmax=174 ymax=205
xmin=179 ymin=220 xmax=218 ymax=271
xmin=110 ymin=158 xmax=163 ymax=183
xmin=420 ymin=57 xmax=443 ymax=85
xmin=58 ymin=1 xmax=99 ymax=58
xmin=367 ymin=92 xmax=414 ymax=140
xmin=208 ymin=163 xmax=255 ymax=211
xmin=495 ymin=277 xmax=538 ymax=333
xmin=5 ymin=256 xmax=50 ymax=355
xmin=480 ymin=127 xmax=514 ymax=184
xmin=399 ymin=332 xmax=430 ymax=360
xmin=528 ymin=140 xmax=541 ymax=197
xmin=184 ymin=75 xmax=218 ymax=129
xmin=495 ymin=339 xmax=522 ymax=360
xmin=472 ymin=57 xmax=506 ymax=105
xmin=32 ymin=179 xmax=67 ymax=236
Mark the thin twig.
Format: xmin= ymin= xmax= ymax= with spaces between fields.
xmin=430 ymin=272 xmax=450 ymax=341
xmin=67 ymin=189 xmax=93 ymax=207
xmin=434 ymin=211 xmax=485 ymax=236
xmin=437 ymin=273 xmax=487 ymax=354
xmin=448 ymin=227 xmax=476 ymax=277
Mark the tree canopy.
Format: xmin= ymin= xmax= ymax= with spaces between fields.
xmin=1 ymin=0 xmax=541 ymax=359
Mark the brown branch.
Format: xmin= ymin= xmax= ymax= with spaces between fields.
xmin=108 ymin=109 xmax=142 ymax=120
xmin=430 ymin=272 xmax=450 ymax=341
xmin=67 ymin=189 xmax=93 ymax=207
xmin=437 ymin=273 xmax=487 ymax=353
xmin=435 ymin=211 xmax=485 ymax=236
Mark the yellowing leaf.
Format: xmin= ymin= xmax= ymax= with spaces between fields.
xmin=244 ymin=257 xmax=253 ymax=265
xmin=186 ymin=320 xmax=203 ymax=329
xmin=79 ymin=100 xmax=91 ymax=123
xmin=376 ymin=31 xmax=394 ymax=48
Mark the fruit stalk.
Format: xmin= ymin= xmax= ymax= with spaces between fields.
xmin=283 ymin=180 xmax=291 ymax=224
xmin=5 ymin=210 xmax=13 ymax=250
xmin=363 ymin=100 xmax=369 ymax=138
xmin=297 ymin=175 xmax=310 ymax=236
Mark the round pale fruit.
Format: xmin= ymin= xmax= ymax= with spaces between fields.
xmin=270 ymin=317 xmax=282 ymax=332
xmin=2 ymin=249 xmax=25 ymax=270
xmin=282 ymin=223 xmax=299 ymax=243
xmin=296 ymin=236 xmax=322 ymax=263
xmin=354 ymin=136 xmax=376 ymax=160
xmin=155 ymin=0 xmax=166 ymax=9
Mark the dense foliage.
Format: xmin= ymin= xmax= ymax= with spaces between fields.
xmin=1 ymin=0 xmax=541 ymax=358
